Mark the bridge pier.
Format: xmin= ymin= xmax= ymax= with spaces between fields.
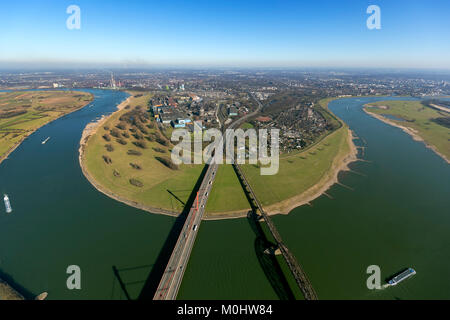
xmin=264 ymin=246 xmax=282 ymax=256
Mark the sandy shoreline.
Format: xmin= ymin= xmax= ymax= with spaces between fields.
xmin=204 ymin=127 xmax=358 ymax=219
xmin=266 ymin=128 xmax=358 ymax=215
xmin=364 ymin=107 xmax=450 ymax=164
xmin=79 ymin=96 xmax=358 ymax=220
xmin=78 ymin=96 xmax=180 ymax=218
xmin=0 ymin=277 xmax=25 ymax=300
xmin=0 ymin=93 xmax=94 ymax=166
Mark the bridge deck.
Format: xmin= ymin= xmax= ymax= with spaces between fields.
xmin=233 ymin=163 xmax=318 ymax=300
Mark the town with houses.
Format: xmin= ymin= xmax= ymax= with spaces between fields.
xmin=1 ymin=69 xmax=449 ymax=153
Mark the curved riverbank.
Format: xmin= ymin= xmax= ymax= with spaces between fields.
xmin=204 ymin=127 xmax=358 ymax=219
xmin=0 ymin=277 xmax=24 ymax=300
xmin=78 ymin=95 xmax=180 ymax=218
xmin=264 ymin=127 xmax=358 ymax=215
xmin=364 ymin=107 xmax=450 ymax=164
xmin=0 ymin=91 xmax=94 ymax=166
xmin=79 ymin=96 xmax=358 ymax=220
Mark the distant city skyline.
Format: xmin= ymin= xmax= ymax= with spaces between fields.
xmin=1 ymin=0 xmax=450 ymax=69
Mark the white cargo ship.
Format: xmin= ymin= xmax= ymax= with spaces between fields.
xmin=388 ymin=268 xmax=416 ymax=286
xmin=4 ymin=194 xmax=12 ymax=213
xmin=42 ymin=137 xmax=50 ymax=144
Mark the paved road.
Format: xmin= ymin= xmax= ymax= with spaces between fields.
xmin=153 ymin=160 xmax=218 ymax=300
xmin=153 ymin=93 xmax=263 ymax=300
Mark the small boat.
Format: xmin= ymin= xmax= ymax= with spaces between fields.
xmin=35 ymin=292 xmax=48 ymax=300
xmin=4 ymin=194 xmax=12 ymax=213
xmin=42 ymin=137 xmax=50 ymax=145
xmin=387 ymin=268 xmax=416 ymax=286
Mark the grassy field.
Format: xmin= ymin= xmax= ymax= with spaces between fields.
xmin=365 ymin=100 xmax=450 ymax=160
xmin=83 ymin=93 xmax=205 ymax=214
xmin=241 ymin=122 xmax=254 ymax=129
xmin=206 ymin=97 xmax=352 ymax=215
xmin=205 ymin=164 xmax=250 ymax=216
xmin=83 ymin=94 xmax=352 ymax=217
xmin=0 ymin=90 xmax=93 ymax=160
xmin=241 ymin=126 xmax=350 ymax=208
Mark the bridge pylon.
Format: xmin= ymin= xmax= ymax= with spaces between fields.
xmin=264 ymin=245 xmax=282 ymax=256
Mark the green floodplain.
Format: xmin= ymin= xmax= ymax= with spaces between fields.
xmin=83 ymin=94 xmax=352 ymax=218
xmin=1 ymin=91 xmax=450 ymax=300
xmin=179 ymin=96 xmax=450 ymax=300
xmin=364 ymin=100 xmax=450 ymax=162
xmin=0 ymin=91 xmax=93 ymax=162
xmin=83 ymin=92 xmax=204 ymax=214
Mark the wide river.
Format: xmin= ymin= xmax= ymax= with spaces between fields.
xmin=0 ymin=90 xmax=449 ymax=299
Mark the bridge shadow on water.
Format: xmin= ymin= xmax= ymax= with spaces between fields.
xmin=112 ymin=163 xmax=295 ymax=300
xmin=135 ymin=164 xmax=210 ymax=300
xmin=232 ymin=164 xmax=295 ymax=300
xmin=247 ymin=211 xmax=296 ymax=300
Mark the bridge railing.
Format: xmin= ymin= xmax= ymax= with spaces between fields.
xmin=233 ymin=163 xmax=318 ymax=300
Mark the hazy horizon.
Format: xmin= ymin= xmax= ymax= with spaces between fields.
xmin=1 ymin=0 xmax=450 ymax=69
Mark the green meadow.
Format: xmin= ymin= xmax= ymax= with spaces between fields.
xmin=83 ymin=93 xmax=205 ymax=214
xmin=84 ymin=95 xmax=353 ymax=217
xmin=0 ymin=91 xmax=93 ymax=160
xmin=366 ymin=100 xmax=450 ymax=160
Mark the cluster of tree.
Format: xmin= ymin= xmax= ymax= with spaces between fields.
xmin=155 ymin=132 xmax=169 ymax=146
xmin=127 ymin=150 xmax=142 ymax=156
xmin=0 ymin=110 xmax=27 ymax=119
xmin=105 ymin=144 xmax=114 ymax=152
xmin=152 ymin=147 xmax=166 ymax=153
xmin=133 ymin=141 xmax=148 ymax=149
xmin=117 ymin=138 xmax=127 ymax=145
xmin=116 ymin=122 xmax=127 ymax=130
xmin=119 ymin=109 xmax=150 ymax=126
xmin=262 ymin=91 xmax=311 ymax=117
xmin=155 ymin=156 xmax=178 ymax=170
xmin=102 ymin=155 xmax=112 ymax=164
xmin=129 ymin=163 xmax=142 ymax=170
xmin=145 ymin=133 xmax=155 ymax=142
xmin=110 ymin=128 xmax=121 ymax=138
xmin=133 ymin=131 xmax=144 ymax=140
xmin=129 ymin=178 xmax=143 ymax=187
xmin=431 ymin=117 xmax=450 ymax=128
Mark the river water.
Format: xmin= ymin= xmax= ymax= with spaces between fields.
xmin=1 ymin=91 xmax=449 ymax=299
xmin=0 ymin=89 xmax=175 ymax=299
xmin=179 ymin=96 xmax=450 ymax=300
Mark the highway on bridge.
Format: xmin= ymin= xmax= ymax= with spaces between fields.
xmin=153 ymin=94 xmax=265 ymax=300
xmin=153 ymin=159 xmax=218 ymax=300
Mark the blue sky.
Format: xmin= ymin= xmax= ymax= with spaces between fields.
xmin=1 ymin=0 xmax=449 ymax=69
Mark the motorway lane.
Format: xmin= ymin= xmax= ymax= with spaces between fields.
xmin=153 ymin=161 xmax=218 ymax=300
xmin=154 ymin=94 xmax=262 ymax=300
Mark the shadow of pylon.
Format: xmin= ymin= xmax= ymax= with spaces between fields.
xmin=137 ymin=164 xmax=210 ymax=300
xmin=247 ymin=211 xmax=296 ymax=300
xmin=167 ymin=189 xmax=186 ymax=206
xmin=231 ymin=162 xmax=296 ymax=300
xmin=112 ymin=265 xmax=131 ymax=300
